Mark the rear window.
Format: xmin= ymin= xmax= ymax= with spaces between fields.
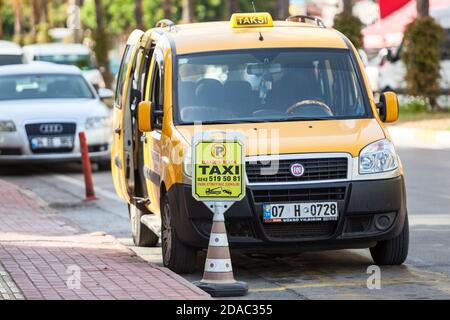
xmin=0 ymin=55 xmax=23 ymax=66
xmin=35 ymin=54 xmax=95 ymax=70
xmin=0 ymin=74 xmax=94 ymax=100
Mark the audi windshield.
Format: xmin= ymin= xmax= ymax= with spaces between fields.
xmin=0 ymin=74 xmax=94 ymax=101
xmin=176 ymin=48 xmax=371 ymax=124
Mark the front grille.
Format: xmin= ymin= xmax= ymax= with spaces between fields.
xmin=25 ymin=123 xmax=76 ymax=136
xmin=25 ymin=123 xmax=76 ymax=154
xmin=252 ymin=187 xmax=346 ymax=204
xmin=263 ymin=221 xmax=337 ymax=239
xmin=246 ymin=157 xmax=348 ymax=183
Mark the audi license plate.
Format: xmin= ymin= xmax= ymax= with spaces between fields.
xmin=263 ymin=202 xmax=338 ymax=223
xmin=31 ymin=136 xmax=74 ymax=150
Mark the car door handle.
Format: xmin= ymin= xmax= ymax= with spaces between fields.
xmin=114 ymin=127 xmax=121 ymax=135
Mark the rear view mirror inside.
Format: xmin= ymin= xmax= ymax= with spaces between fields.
xmin=247 ymin=63 xmax=281 ymax=76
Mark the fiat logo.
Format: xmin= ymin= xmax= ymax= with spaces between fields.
xmin=40 ymin=124 xmax=63 ymax=134
xmin=290 ymin=163 xmax=305 ymax=177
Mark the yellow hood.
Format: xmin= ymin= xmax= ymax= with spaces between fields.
xmin=176 ymin=119 xmax=386 ymax=158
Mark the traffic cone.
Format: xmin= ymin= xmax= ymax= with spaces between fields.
xmin=194 ymin=210 xmax=248 ymax=297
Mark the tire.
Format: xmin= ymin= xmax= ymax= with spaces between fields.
xmin=161 ymin=194 xmax=197 ymax=274
xmin=97 ymin=160 xmax=111 ymax=171
xmin=370 ymin=214 xmax=409 ymax=265
xmin=129 ymin=204 xmax=159 ymax=247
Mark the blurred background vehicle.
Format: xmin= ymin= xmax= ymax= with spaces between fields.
xmin=378 ymin=28 xmax=450 ymax=93
xmin=22 ymin=43 xmax=106 ymax=89
xmin=0 ymin=40 xmax=23 ymax=66
xmin=0 ymin=63 xmax=112 ymax=169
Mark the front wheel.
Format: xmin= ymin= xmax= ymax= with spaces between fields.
xmin=370 ymin=214 xmax=409 ymax=265
xmin=161 ymin=195 xmax=197 ymax=274
xmin=129 ymin=204 xmax=159 ymax=247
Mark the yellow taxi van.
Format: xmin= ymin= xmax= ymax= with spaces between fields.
xmin=112 ymin=13 xmax=408 ymax=274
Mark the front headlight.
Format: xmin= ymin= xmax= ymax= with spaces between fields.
xmin=85 ymin=116 xmax=110 ymax=130
xmin=182 ymin=147 xmax=192 ymax=177
xmin=359 ymin=139 xmax=398 ymax=174
xmin=0 ymin=121 xmax=16 ymax=132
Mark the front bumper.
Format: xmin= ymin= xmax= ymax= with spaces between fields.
xmin=167 ymin=176 xmax=407 ymax=251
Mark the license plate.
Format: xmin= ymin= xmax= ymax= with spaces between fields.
xmin=263 ymin=202 xmax=339 ymax=223
xmin=31 ymin=136 xmax=74 ymax=149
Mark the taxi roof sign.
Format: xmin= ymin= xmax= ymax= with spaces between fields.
xmin=230 ymin=12 xmax=273 ymax=28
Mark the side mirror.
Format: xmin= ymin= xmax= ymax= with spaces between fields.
xmin=138 ymin=101 xmax=153 ymax=132
xmin=98 ymin=88 xmax=114 ymax=100
xmin=377 ymin=91 xmax=399 ymax=123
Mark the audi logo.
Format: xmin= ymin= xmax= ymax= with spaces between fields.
xmin=39 ymin=124 xmax=64 ymax=134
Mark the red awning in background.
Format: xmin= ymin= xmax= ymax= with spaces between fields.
xmin=363 ymin=0 xmax=450 ymax=49
xmin=379 ymin=0 xmax=411 ymax=18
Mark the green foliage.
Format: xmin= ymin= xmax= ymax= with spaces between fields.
xmin=0 ymin=1 xmax=14 ymax=40
xmin=400 ymin=98 xmax=427 ymax=113
xmin=333 ymin=13 xmax=363 ymax=49
xmin=402 ymin=17 xmax=445 ymax=109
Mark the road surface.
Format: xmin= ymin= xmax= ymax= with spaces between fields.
xmin=1 ymin=147 xmax=449 ymax=299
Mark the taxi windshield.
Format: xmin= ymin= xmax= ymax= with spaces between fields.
xmin=176 ymin=48 xmax=370 ymax=124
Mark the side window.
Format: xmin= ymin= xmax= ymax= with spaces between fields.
xmin=148 ymin=53 xmax=164 ymax=129
xmin=150 ymin=60 xmax=164 ymax=108
xmin=115 ymin=45 xmax=133 ymax=107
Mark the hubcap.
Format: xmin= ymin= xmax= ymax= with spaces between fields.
xmin=162 ymin=200 xmax=172 ymax=266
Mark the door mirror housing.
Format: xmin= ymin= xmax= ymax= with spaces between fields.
xmin=138 ymin=101 xmax=153 ymax=132
xmin=377 ymin=91 xmax=399 ymax=123
xmin=138 ymin=101 xmax=163 ymax=132
xmin=98 ymin=88 xmax=114 ymax=100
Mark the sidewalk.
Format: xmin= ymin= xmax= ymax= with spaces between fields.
xmin=0 ymin=179 xmax=210 ymax=300
xmin=388 ymin=120 xmax=450 ymax=150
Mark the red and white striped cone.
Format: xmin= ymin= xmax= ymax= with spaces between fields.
xmin=194 ymin=211 xmax=248 ymax=297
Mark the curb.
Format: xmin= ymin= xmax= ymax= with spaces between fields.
xmin=388 ymin=126 xmax=450 ymax=150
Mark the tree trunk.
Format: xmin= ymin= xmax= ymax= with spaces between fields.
xmin=342 ymin=0 xmax=353 ymax=15
xmin=30 ymin=0 xmax=40 ymax=41
xmin=163 ymin=0 xmax=171 ymax=19
xmin=0 ymin=0 xmax=3 ymax=39
xmin=93 ymin=0 xmax=112 ymax=87
xmin=135 ymin=0 xmax=144 ymax=29
xmin=182 ymin=0 xmax=194 ymax=23
xmin=277 ymin=0 xmax=290 ymax=20
xmin=227 ymin=0 xmax=239 ymax=18
xmin=94 ymin=0 xmax=104 ymax=31
xmin=40 ymin=0 xmax=49 ymax=24
xmin=12 ymin=0 xmax=23 ymax=43
xmin=417 ymin=0 xmax=429 ymax=17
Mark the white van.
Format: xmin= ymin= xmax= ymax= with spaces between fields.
xmin=378 ymin=29 xmax=450 ymax=94
xmin=0 ymin=41 xmax=23 ymax=66
xmin=23 ymin=43 xmax=106 ymax=88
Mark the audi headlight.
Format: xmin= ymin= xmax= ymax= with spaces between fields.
xmin=0 ymin=121 xmax=16 ymax=132
xmin=85 ymin=116 xmax=110 ymax=130
xmin=359 ymin=139 xmax=398 ymax=174
xmin=182 ymin=147 xmax=192 ymax=177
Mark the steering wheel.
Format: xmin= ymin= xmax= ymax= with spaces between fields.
xmin=286 ymin=100 xmax=333 ymax=116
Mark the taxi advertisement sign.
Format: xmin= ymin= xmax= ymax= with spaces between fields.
xmin=192 ymin=134 xmax=245 ymax=202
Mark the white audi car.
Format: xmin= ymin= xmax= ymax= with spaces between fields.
xmin=0 ymin=63 xmax=113 ymax=169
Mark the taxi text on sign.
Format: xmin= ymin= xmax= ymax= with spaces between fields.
xmin=230 ymin=12 xmax=274 ymax=28
xmin=192 ymin=134 xmax=245 ymax=202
